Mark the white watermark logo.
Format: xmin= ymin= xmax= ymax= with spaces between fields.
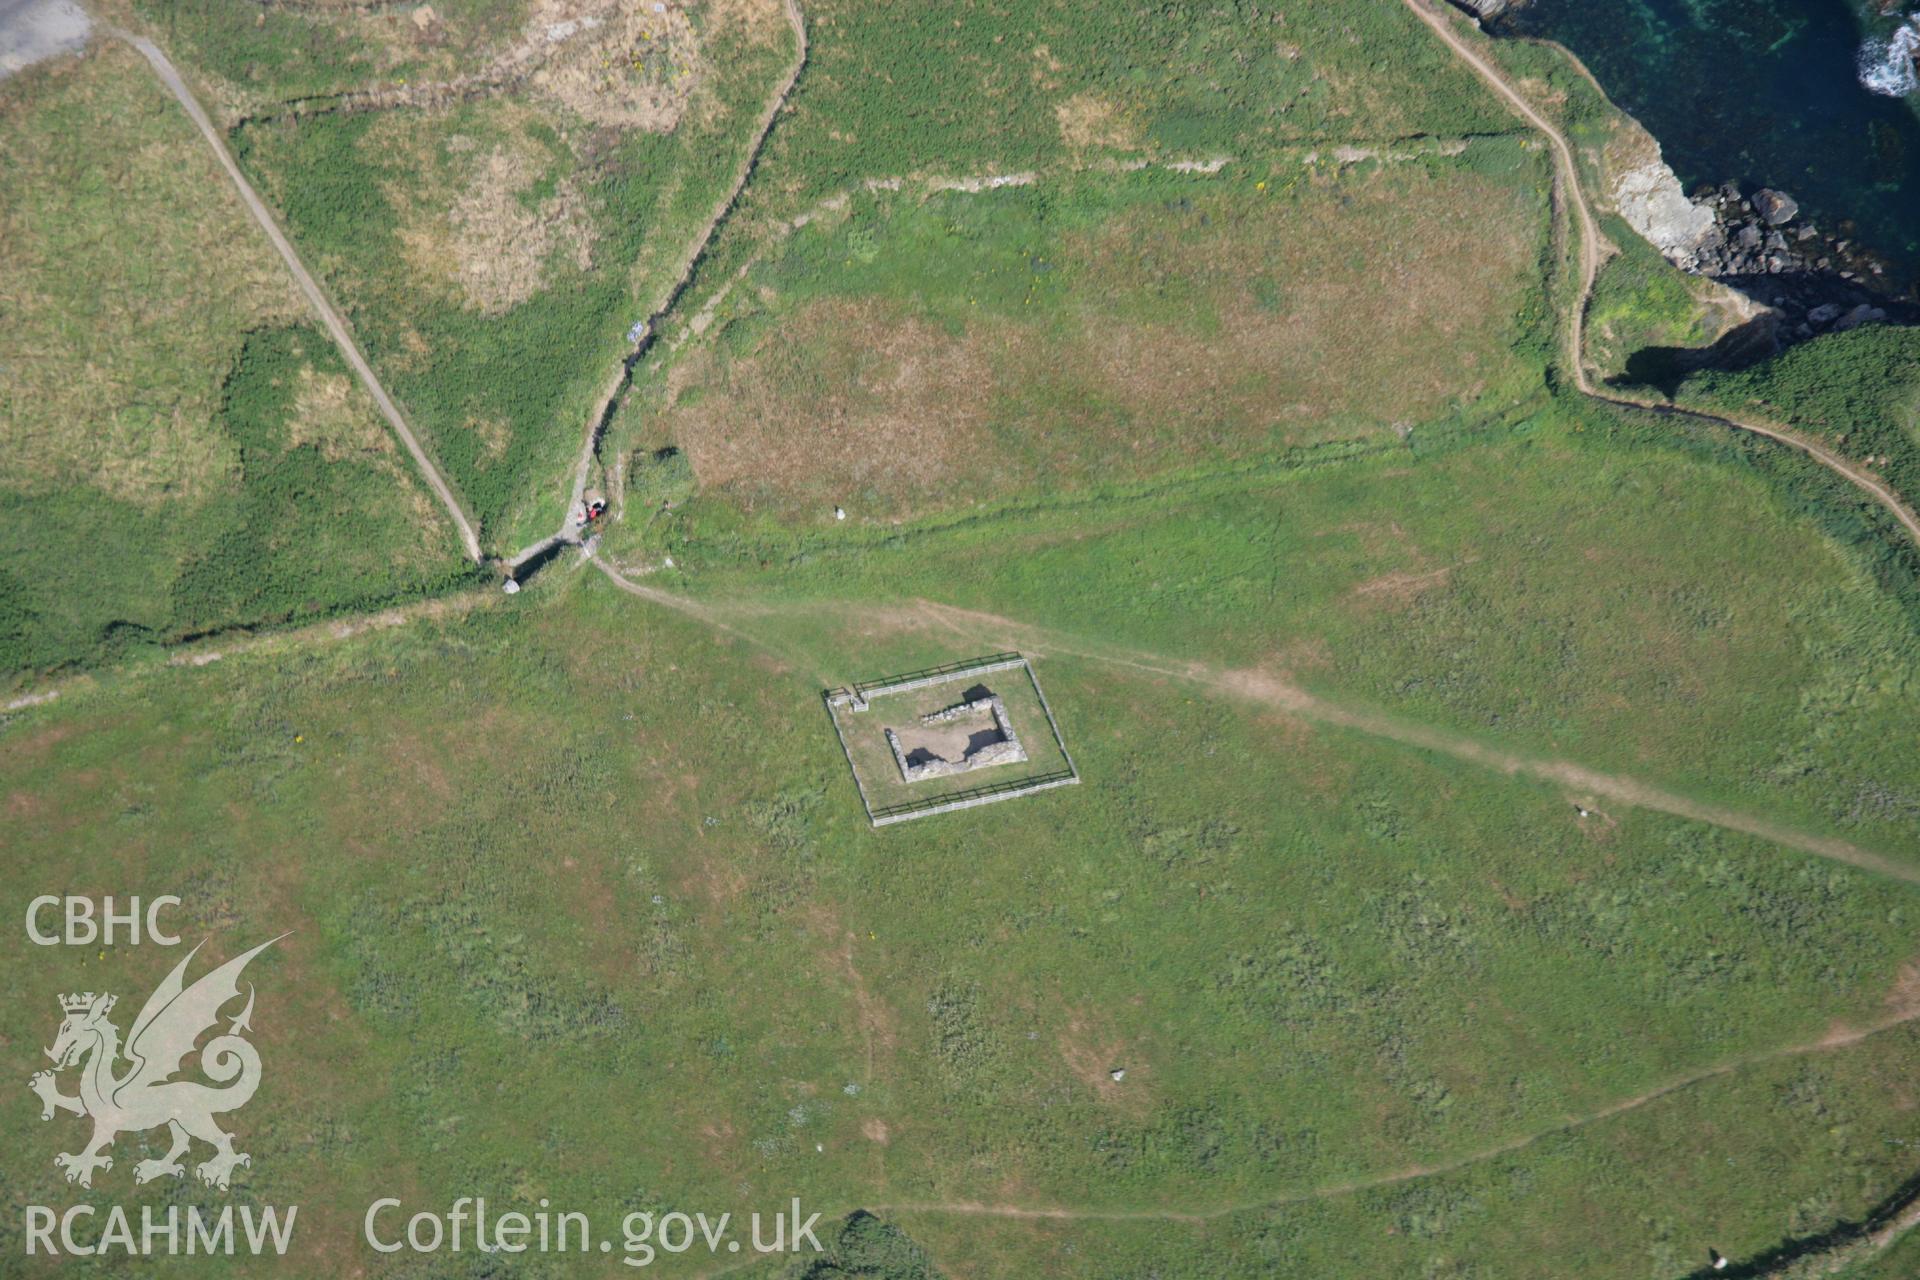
xmin=28 ymin=935 xmax=284 ymax=1190
xmin=364 ymin=1197 xmax=824 ymax=1267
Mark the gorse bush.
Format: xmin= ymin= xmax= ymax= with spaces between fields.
xmin=1676 ymin=326 xmax=1920 ymax=513
xmin=170 ymin=326 xmax=477 ymax=634
xmin=628 ymin=446 xmax=697 ymax=509
xmin=789 ymin=1212 xmax=943 ymax=1280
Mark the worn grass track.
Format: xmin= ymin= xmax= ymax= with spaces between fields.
xmin=116 ymin=28 xmax=485 ymax=564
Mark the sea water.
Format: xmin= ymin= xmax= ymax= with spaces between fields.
xmin=1496 ymin=0 xmax=1920 ymax=284
xmin=1860 ymin=11 xmax=1920 ymax=98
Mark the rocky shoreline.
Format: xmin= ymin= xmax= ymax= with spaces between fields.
xmin=1453 ymin=0 xmax=1919 ymax=351
xmin=1610 ymin=155 xmax=1915 ymax=345
xmin=1682 ymin=181 xmax=1916 ymax=344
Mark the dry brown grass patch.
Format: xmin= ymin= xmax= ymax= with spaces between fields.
xmin=289 ymin=369 xmax=386 ymax=459
xmin=657 ymin=162 xmax=1546 ymax=519
xmin=706 ymin=0 xmax=788 ymax=51
xmin=671 ymin=298 xmax=998 ymax=507
xmin=802 ymin=903 xmax=900 ymax=1080
xmin=1055 ymin=92 xmax=1139 ymax=151
xmin=524 ymin=0 xmax=702 ymax=132
xmin=1057 ymin=167 xmax=1540 ymax=434
xmin=1051 ymin=1004 xmax=1152 ymax=1116
xmin=1887 ymin=960 xmax=1920 ymax=1019
xmin=1348 ymin=564 xmax=1460 ymax=606
xmin=0 ymin=45 xmax=302 ymax=504
xmin=289 ymin=366 xmax=443 ymax=528
xmin=378 ymin=114 xmax=595 ymax=314
xmin=460 ymin=414 xmax=512 ymax=460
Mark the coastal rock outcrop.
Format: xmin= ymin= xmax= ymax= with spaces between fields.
xmin=1611 ymin=158 xmax=1719 ymax=270
xmin=1678 ymin=181 xmax=1914 ymax=343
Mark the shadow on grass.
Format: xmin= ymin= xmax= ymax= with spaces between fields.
xmin=1681 ymin=1164 xmax=1920 ymax=1279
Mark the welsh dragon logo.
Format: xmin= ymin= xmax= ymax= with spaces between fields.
xmin=27 ymin=936 xmax=283 ymax=1190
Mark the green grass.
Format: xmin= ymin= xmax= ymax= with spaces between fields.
xmin=9 ymin=1 xmax=1920 ymax=1273
xmin=0 ymin=47 xmax=471 ymax=683
xmin=1585 ymin=225 xmax=1727 ymax=378
xmin=891 ymin=1023 xmax=1920 ymax=1275
xmin=617 ymin=143 xmax=1553 ymax=526
xmin=626 ymin=400 xmax=1920 ymax=860
xmin=134 ymin=0 xmax=531 ymax=110
xmin=3 ymin=542 xmax=1917 ymax=1276
xmin=231 ymin=8 xmax=796 ymax=550
xmin=751 ymin=0 xmax=1526 ymax=209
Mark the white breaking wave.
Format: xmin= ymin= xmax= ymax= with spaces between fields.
xmin=1858 ymin=13 xmax=1920 ymax=97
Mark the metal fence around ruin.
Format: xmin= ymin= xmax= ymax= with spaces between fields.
xmin=823 ymin=652 xmax=1080 ymax=827
xmin=826 ymin=653 xmax=1026 ymax=709
xmin=868 ymin=768 xmax=1081 ymax=826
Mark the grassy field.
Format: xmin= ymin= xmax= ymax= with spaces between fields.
xmin=3 ymin=530 xmax=1917 ymax=1275
xmin=746 ymin=0 xmax=1528 ymax=208
xmin=614 ymin=140 xmax=1552 ymax=526
xmin=9 ymin=1 xmax=1920 ymax=1274
xmin=0 ymin=47 xmax=471 ymax=684
xmin=232 ymin=0 xmax=796 ymax=550
xmin=129 ymin=0 xmax=530 ymax=113
xmin=616 ymin=403 xmax=1920 ymax=862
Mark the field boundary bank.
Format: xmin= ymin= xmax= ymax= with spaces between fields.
xmin=1680 ymin=1168 xmax=1920 ymax=1278
xmin=235 ymin=60 xmax=528 ymax=127
xmin=591 ymin=397 xmax=1548 ymax=585
xmin=227 ymin=0 xmax=685 ymax=124
xmin=659 ymin=131 xmax=1526 ymax=353
xmin=3 ymin=591 xmax=498 ymax=716
xmin=113 ymin=28 xmax=486 ymax=564
xmin=1404 ymin=0 xmax=1920 ymax=551
xmin=5 ymin=397 xmax=1536 ymax=703
xmin=506 ymin=0 xmax=809 ymax=573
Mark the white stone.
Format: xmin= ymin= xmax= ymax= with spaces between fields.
xmin=1613 ymin=160 xmax=1717 ymax=267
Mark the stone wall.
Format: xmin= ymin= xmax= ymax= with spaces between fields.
xmin=886 ymin=694 xmax=1028 ymax=783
